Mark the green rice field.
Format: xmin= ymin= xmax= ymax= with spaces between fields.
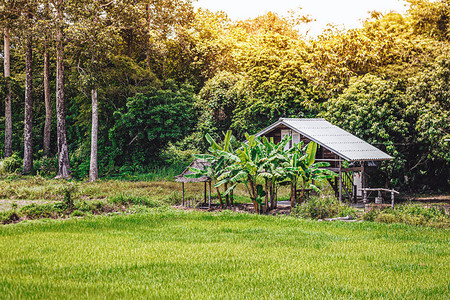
xmin=0 ymin=209 xmax=448 ymax=299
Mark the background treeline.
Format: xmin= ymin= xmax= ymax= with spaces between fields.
xmin=0 ymin=0 xmax=449 ymax=191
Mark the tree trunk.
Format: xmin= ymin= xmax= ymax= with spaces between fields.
xmin=43 ymin=43 xmax=51 ymax=156
xmin=270 ymin=181 xmax=275 ymax=209
xmin=264 ymin=179 xmax=269 ymax=213
xmin=89 ymin=88 xmax=98 ymax=182
xmin=4 ymin=27 xmax=12 ymax=157
xmin=249 ymin=179 xmax=259 ymax=213
xmin=216 ymin=187 xmax=224 ymax=209
xmin=299 ymin=187 xmax=306 ymax=204
xmin=224 ymin=183 xmax=230 ymax=207
xmin=23 ymin=32 xmax=33 ymax=174
xmin=55 ymin=2 xmax=71 ymax=178
xmin=290 ymin=181 xmax=296 ymax=208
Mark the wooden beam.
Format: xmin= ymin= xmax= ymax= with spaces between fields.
xmin=391 ymin=191 xmax=395 ymax=209
xmin=338 ymin=160 xmax=342 ymax=202
xmin=182 ymin=182 xmax=185 ymax=206
xmin=204 ymin=182 xmax=207 ymax=204
xmin=208 ymin=181 xmax=211 ymax=208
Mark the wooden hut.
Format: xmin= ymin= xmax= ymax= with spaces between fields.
xmin=174 ymin=159 xmax=212 ymax=207
xmin=253 ymin=118 xmax=393 ymax=202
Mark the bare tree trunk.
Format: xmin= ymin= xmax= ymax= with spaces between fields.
xmin=43 ymin=43 xmax=51 ymax=156
xmin=216 ymin=187 xmax=224 ymax=209
xmin=249 ymin=179 xmax=259 ymax=213
xmin=270 ymin=181 xmax=275 ymax=209
xmin=23 ymin=33 xmax=33 ymax=174
xmin=89 ymin=88 xmax=98 ymax=182
xmin=290 ymin=181 xmax=296 ymax=208
xmin=264 ymin=179 xmax=269 ymax=213
xmin=224 ymin=183 xmax=230 ymax=207
xmin=55 ymin=2 xmax=71 ymax=178
xmin=4 ymin=27 xmax=12 ymax=157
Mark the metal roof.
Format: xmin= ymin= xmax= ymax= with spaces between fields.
xmin=254 ymin=118 xmax=393 ymax=161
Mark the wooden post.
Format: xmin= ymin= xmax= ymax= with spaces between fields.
xmin=208 ymin=181 xmax=211 ymax=209
xmin=391 ymin=191 xmax=395 ymax=209
xmin=203 ymin=181 xmax=207 ymax=205
xmin=338 ymin=160 xmax=342 ymax=202
xmin=182 ymin=182 xmax=185 ymax=206
xmin=363 ymin=190 xmax=367 ymax=203
xmin=361 ymin=161 xmax=365 ymax=189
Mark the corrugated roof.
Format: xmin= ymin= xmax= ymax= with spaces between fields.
xmin=254 ymin=118 xmax=393 ymax=161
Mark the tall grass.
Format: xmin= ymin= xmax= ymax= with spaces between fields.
xmin=0 ymin=210 xmax=448 ymax=299
xmin=107 ymin=164 xmax=187 ymax=182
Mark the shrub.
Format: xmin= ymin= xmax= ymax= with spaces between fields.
xmin=0 ymin=210 xmax=20 ymax=224
xmin=109 ymin=194 xmax=161 ymax=207
xmin=71 ymin=210 xmax=85 ymax=217
xmin=362 ymin=204 xmax=449 ymax=228
xmin=0 ymin=153 xmax=23 ymax=176
xmin=58 ymin=182 xmax=79 ymax=209
xmin=75 ymin=200 xmax=105 ymax=212
xmin=291 ymin=195 xmax=357 ymax=219
xmin=19 ymin=203 xmax=65 ymax=220
xmin=34 ymin=155 xmax=58 ymax=177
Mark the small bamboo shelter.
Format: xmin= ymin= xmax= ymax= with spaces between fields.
xmin=174 ymin=159 xmax=212 ymax=207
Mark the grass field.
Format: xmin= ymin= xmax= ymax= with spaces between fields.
xmin=0 ymin=176 xmax=298 ymax=212
xmin=1 ymin=209 xmax=448 ymax=299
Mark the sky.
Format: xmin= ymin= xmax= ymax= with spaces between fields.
xmin=193 ymin=0 xmax=409 ymax=36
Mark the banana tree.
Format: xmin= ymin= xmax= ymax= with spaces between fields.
xmin=284 ymin=141 xmax=336 ymax=206
xmin=216 ymin=133 xmax=285 ymax=213
xmin=186 ymin=130 xmax=235 ymax=208
xmin=260 ymin=136 xmax=291 ymax=210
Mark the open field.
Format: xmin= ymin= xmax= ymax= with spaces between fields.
xmin=0 ymin=176 xmax=298 ymax=212
xmin=0 ymin=209 xmax=449 ymax=299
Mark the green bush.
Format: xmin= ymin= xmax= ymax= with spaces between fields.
xmin=34 ymin=155 xmax=58 ymax=177
xmin=0 ymin=153 xmax=23 ymax=176
xmin=291 ymin=195 xmax=357 ymax=219
xmin=0 ymin=210 xmax=20 ymax=224
xmin=71 ymin=210 xmax=85 ymax=217
xmin=362 ymin=204 xmax=449 ymax=228
xmin=109 ymin=194 xmax=161 ymax=207
xmin=58 ymin=182 xmax=79 ymax=208
xmin=19 ymin=203 xmax=66 ymax=220
xmin=75 ymin=200 xmax=106 ymax=212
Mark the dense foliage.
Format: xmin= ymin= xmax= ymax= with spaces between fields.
xmin=188 ymin=131 xmax=335 ymax=213
xmin=0 ymin=0 xmax=448 ymax=190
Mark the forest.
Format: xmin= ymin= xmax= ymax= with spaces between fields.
xmin=0 ymin=0 xmax=449 ymax=191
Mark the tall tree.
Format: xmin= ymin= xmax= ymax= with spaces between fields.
xmin=54 ymin=0 xmax=71 ymax=178
xmin=67 ymin=0 xmax=120 ymax=181
xmin=3 ymin=26 xmax=11 ymax=157
xmin=22 ymin=11 xmax=34 ymax=174
xmin=42 ymin=1 xmax=52 ymax=156
xmin=1 ymin=1 xmax=22 ymax=157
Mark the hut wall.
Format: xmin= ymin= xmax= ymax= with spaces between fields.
xmin=261 ymin=126 xmax=340 ymax=167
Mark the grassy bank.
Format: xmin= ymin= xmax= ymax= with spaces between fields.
xmin=0 ymin=210 xmax=448 ymax=299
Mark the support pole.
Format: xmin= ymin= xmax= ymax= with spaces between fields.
xmin=182 ymin=182 xmax=185 ymax=206
xmin=338 ymin=159 xmax=342 ymax=202
xmin=391 ymin=191 xmax=395 ymax=209
xmin=361 ymin=161 xmax=365 ymax=189
xmin=208 ymin=181 xmax=211 ymax=209
xmin=204 ymin=181 xmax=207 ymax=205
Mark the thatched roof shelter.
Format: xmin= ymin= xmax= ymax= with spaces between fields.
xmin=175 ymin=159 xmax=212 ymax=207
xmin=174 ymin=159 xmax=211 ymax=183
